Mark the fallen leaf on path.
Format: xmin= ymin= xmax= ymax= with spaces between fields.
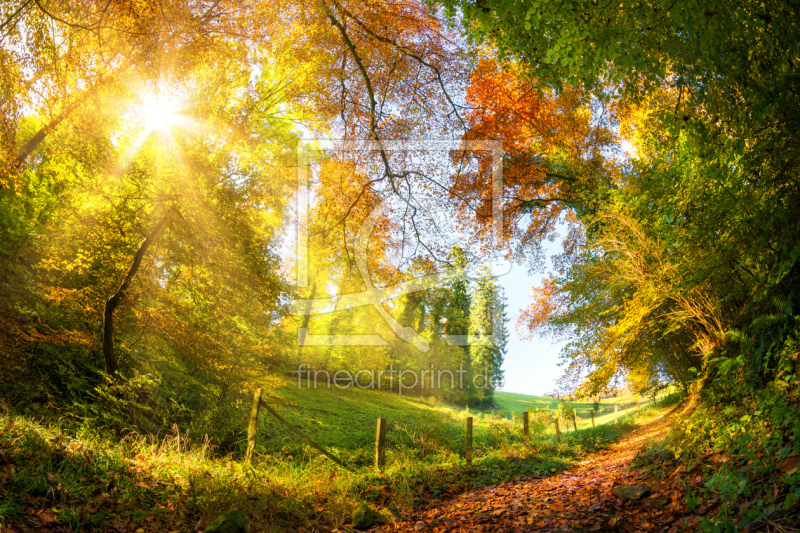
xmin=37 ymin=510 xmax=58 ymax=524
xmin=395 ymin=416 xmax=695 ymax=533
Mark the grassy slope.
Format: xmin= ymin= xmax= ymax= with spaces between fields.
xmin=259 ymin=382 xmax=461 ymax=454
xmin=258 ymin=382 xmax=666 ymax=455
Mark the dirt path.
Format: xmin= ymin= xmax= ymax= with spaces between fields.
xmin=390 ymin=414 xmax=691 ymax=532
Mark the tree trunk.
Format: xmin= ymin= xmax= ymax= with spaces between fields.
xmin=102 ymin=209 xmax=174 ymax=375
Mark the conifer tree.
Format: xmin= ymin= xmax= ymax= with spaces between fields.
xmin=469 ymin=265 xmax=507 ymax=405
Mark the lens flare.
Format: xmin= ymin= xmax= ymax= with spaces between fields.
xmin=140 ymin=95 xmax=181 ymax=133
xmin=118 ymin=85 xmax=197 ymax=160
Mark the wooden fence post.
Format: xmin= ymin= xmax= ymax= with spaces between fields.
xmin=572 ymin=413 xmax=577 ymax=431
xmin=554 ymin=418 xmax=561 ymax=442
xmin=245 ymin=388 xmax=262 ymax=467
xmin=591 ymin=409 xmax=595 ymax=428
xmin=258 ymin=398 xmax=351 ymax=471
xmin=523 ymin=411 xmax=529 ymax=442
xmin=614 ymin=404 xmax=618 ymax=424
xmin=466 ymin=417 xmax=473 ymax=466
xmin=375 ymin=417 xmax=387 ymax=472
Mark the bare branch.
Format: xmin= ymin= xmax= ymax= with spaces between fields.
xmin=329 ymin=0 xmax=466 ymax=126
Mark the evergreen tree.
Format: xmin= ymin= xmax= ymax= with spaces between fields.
xmin=444 ymin=247 xmax=472 ymax=404
xmin=469 ymin=265 xmax=507 ymax=406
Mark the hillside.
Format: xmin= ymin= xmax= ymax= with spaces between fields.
xmin=250 ymin=381 xmax=668 ymax=457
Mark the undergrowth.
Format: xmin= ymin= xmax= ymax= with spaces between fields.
xmin=634 ymin=335 xmax=800 ymax=532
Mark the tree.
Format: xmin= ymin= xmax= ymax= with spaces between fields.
xmin=438 ymin=247 xmax=470 ymax=403
xmin=441 ymin=0 xmax=800 ymax=139
xmin=102 ymin=208 xmax=177 ymax=375
xmin=441 ymin=0 xmax=800 ymax=398
xmin=0 ymin=0 xmax=308 ymax=428
xmin=469 ymin=265 xmax=506 ymax=405
xmin=0 ymin=0 xmax=257 ymax=188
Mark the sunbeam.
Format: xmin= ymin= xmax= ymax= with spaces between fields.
xmin=140 ymin=94 xmax=182 ymax=134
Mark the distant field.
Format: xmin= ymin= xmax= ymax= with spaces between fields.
xmin=488 ymin=390 xmax=671 ymax=432
xmin=252 ymin=381 xmax=677 ymax=455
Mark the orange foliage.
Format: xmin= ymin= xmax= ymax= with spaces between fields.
xmin=517 ymin=276 xmax=565 ymax=338
xmin=454 ymin=58 xmax=615 ymax=259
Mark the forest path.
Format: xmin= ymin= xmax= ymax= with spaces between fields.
xmin=390 ymin=413 xmax=691 ymax=532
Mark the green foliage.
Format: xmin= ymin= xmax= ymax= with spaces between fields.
xmin=79 ymin=372 xmax=194 ymax=437
xmin=558 ymin=401 xmax=575 ymax=422
xmin=443 ymin=0 xmax=800 ymax=134
xmin=0 ymin=0 xmax=301 ymax=441
xmin=440 ymin=0 xmax=800 ymax=421
xmin=469 ymin=265 xmax=508 ymax=405
xmin=529 ymin=408 xmax=552 ymax=438
xmin=444 ymin=247 xmax=473 ymax=405
xmin=631 ymin=328 xmax=800 ymax=528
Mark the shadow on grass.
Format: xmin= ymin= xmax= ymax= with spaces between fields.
xmin=0 ymin=415 xmax=317 ymax=532
xmin=349 ymin=417 xmax=646 ymax=509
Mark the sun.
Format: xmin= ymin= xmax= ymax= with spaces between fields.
xmin=139 ymin=94 xmax=182 ymax=133
xmin=119 ymin=84 xmax=197 ymax=158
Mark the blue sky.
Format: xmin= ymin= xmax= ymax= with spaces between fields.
xmin=494 ymin=239 xmax=567 ymax=396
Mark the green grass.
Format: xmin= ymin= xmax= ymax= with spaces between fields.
xmin=257 ymin=382 xmax=462 ymax=454
xmin=489 ymin=389 xmax=678 ymax=430
xmin=254 ymin=382 xmax=677 ymax=459
xmin=0 ymin=383 xmax=676 ymax=532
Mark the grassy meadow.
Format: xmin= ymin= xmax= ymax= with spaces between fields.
xmin=257 ymin=382 xmax=678 ymax=459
